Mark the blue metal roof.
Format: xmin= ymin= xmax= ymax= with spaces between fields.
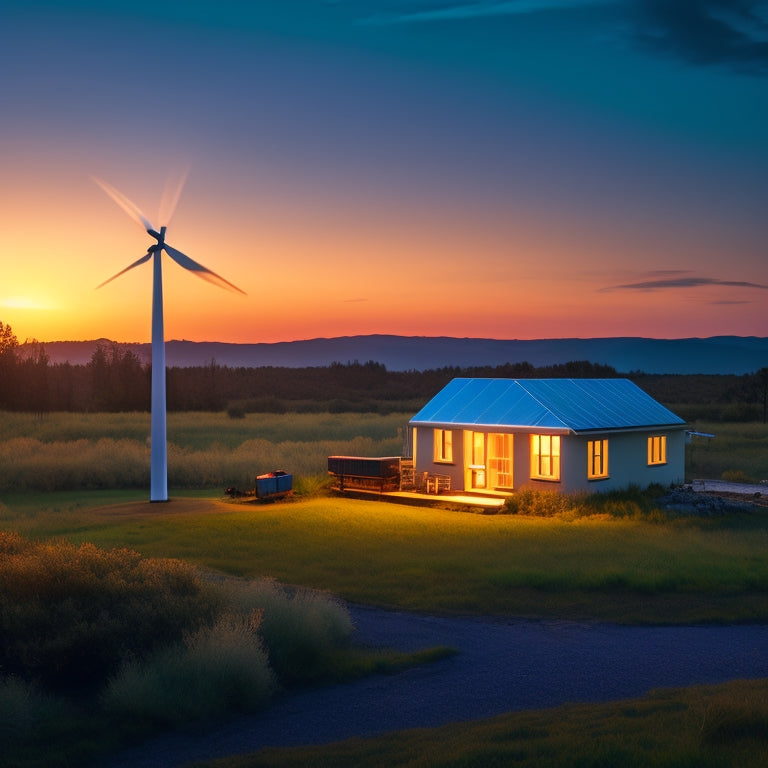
xmin=410 ymin=378 xmax=685 ymax=433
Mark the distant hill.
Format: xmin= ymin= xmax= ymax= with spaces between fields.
xmin=27 ymin=335 xmax=768 ymax=375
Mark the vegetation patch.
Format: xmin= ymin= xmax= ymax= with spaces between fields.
xmin=499 ymin=484 xmax=760 ymax=520
xmin=5 ymin=494 xmax=768 ymax=624
xmin=0 ymin=532 xmax=442 ymax=768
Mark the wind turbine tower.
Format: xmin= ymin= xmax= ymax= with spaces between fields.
xmin=94 ymin=177 xmax=245 ymax=501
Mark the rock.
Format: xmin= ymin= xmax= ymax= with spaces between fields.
xmin=655 ymin=487 xmax=755 ymax=516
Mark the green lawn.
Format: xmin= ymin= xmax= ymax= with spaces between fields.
xmin=4 ymin=493 xmax=768 ymax=623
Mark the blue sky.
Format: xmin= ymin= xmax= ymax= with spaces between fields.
xmin=1 ymin=1 xmax=767 ymax=342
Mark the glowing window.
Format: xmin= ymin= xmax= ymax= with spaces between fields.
xmin=472 ymin=431 xmax=485 ymax=465
xmin=530 ymin=434 xmax=560 ymax=480
xmin=434 ymin=429 xmax=453 ymax=462
xmin=587 ymin=439 xmax=609 ymax=479
xmin=648 ymin=435 xmax=667 ymax=465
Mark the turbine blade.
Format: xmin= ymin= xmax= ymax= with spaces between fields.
xmin=92 ymin=176 xmax=155 ymax=232
xmin=96 ymin=252 xmax=152 ymax=289
xmin=164 ymin=244 xmax=246 ymax=294
xmin=158 ymin=167 xmax=189 ymax=226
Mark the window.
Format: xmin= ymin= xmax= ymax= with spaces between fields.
xmin=472 ymin=432 xmax=485 ymax=465
xmin=648 ymin=435 xmax=667 ymax=465
xmin=587 ymin=439 xmax=609 ymax=479
xmin=434 ymin=429 xmax=453 ymax=462
xmin=530 ymin=434 xmax=560 ymax=480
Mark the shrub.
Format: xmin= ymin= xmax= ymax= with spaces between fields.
xmin=0 ymin=676 xmax=62 ymax=745
xmin=500 ymin=486 xmax=660 ymax=520
xmin=217 ymin=578 xmax=354 ymax=685
xmin=0 ymin=533 xmax=217 ymax=693
xmin=102 ymin=612 xmax=275 ymax=725
xmin=501 ymin=488 xmax=577 ymax=517
xmin=226 ymin=404 xmax=246 ymax=419
xmin=293 ymin=473 xmax=333 ymax=497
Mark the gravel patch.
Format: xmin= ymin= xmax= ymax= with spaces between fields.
xmin=655 ymin=487 xmax=760 ymax=515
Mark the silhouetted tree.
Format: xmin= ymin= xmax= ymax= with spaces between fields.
xmin=0 ymin=321 xmax=19 ymax=408
xmin=17 ymin=342 xmax=50 ymax=416
xmin=87 ymin=342 xmax=149 ymax=411
xmin=757 ymin=367 xmax=768 ymax=424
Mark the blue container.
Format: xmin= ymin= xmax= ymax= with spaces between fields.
xmin=256 ymin=470 xmax=292 ymax=498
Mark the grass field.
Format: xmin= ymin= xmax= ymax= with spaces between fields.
xmin=1 ymin=411 xmax=766 ymax=491
xmin=0 ymin=411 xmax=405 ymax=491
xmin=3 ymin=494 xmax=768 ymax=624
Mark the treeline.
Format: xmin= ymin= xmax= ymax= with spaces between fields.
xmin=1 ymin=323 xmax=766 ymax=419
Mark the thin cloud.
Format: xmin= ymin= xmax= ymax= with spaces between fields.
xmin=357 ymin=0 xmax=768 ymax=73
xmin=359 ymin=0 xmax=619 ymax=25
xmin=601 ymin=276 xmax=768 ymax=292
xmin=632 ymin=0 xmax=768 ymax=72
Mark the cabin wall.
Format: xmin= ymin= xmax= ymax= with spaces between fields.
xmin=413 ymin=425 xmax=686 ymax=494
xmin=412 ymin=425 xmax=466 ymax=490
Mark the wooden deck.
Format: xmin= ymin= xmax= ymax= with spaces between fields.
xmin=331 ymin=487 xmax=506 ymax=510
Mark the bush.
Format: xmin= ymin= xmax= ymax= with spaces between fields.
xmin=103 ymin=612 xmax=275 ymax=725
xmin=217 ymin=578 xmax=354 ymax=684
xmin=500 ymin=486 xmax=661 ymax=520
xmin=226 ymin=404 xmax=246 ymax=419
xmin=1 ymin=531 xmax=357 ymax=732
xmin=0 ymin=532 xmax=217 ymax=693
xmin=501 ymin=488 xmax=578 ymax=517
xmin=0 ymin=676 xmax=62 ymax=745
xmin=293 ymin=473 xmax=333 ymax=497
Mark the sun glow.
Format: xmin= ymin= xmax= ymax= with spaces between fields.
xmin=0 ymin=296 xmax=54 ymax=311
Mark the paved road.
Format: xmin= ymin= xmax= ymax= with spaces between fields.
xmin=101 ymin=606 xmax=768 ymax=768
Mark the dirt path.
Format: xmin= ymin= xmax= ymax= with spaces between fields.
xmin=100 ymin=606 xmax=768 ymax=768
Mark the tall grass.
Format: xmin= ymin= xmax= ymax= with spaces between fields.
xmin=0 ymin=411 xmax=409 ymax=448
xmin=686 ymin=420 xmax=768 ymax=483
xmin=218 ymin=578 xmax=354 ymax=684
xmin=0 ymin=435 xmax=400 ymax=491
xmin=501 ymin=485 xmax=668 ymax=520
xmin=102 ymin=612 xmax=276 ymax=725
xmin=1 ymin=412 xmax=766 ymax=492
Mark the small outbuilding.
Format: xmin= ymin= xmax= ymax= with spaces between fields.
xmin=409 ymin=378 xmax=686 ymax=495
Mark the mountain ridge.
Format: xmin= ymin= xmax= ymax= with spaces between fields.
xmin=22 ymin=335 xmax=768 ymax=375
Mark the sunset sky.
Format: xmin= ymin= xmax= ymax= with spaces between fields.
xmin=2 ymin=1 xmax=767 ymax=345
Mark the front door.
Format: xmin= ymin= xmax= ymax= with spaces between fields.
xmin=464 ymin=431 xmax=487 ymax=489
xmin=488 ymin=433 xmax=513 ymax=490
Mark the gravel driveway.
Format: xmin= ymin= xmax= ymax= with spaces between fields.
xmin=100 ymin=606 xmax=768 ymax=768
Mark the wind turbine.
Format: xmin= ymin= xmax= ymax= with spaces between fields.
xmin=94 ymin=176 xmax=246 ymax=502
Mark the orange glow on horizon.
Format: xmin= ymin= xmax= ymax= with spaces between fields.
xmin=1 ymin=158 xmax=765 ymax=346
